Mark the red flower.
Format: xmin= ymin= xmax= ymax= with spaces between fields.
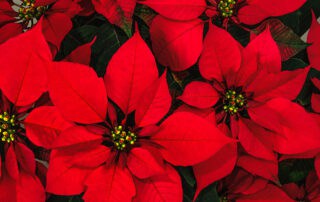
xmin=0 ymin=22 xmax=52 ymax=202
xmin=206 ymin=0 xmax=305 ymax=27
xmin=179 ymin=24 xmax=320 ymax=197
xmin=27 ymin=30 xmax=232 ymax=201
xmin=0 ymin=0 xmax=81 ymax=54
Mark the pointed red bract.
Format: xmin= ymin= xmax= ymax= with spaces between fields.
xmin=179 ymin=81 xmax=220 ymax=109
xmin=92 ymin=0 xmax=136 ymax=35
xmin=140 ymin=0 xmax=206 ymax=20
xmin=127 ymin=147 xmax=164 ymax=179
xmin=133 ymin=165 xmax=182 ymax=202
xmin=16 ymin=171 xmax=46 ymax=202
xmin=5 ymin=145 xmax=19 ymax=181
xmin=105 ymin=31 xmax=158 ymax=114
xmin=152 ymin=112 xmax=233 ymax=166
xmin=48 ymin=62 xmax=107 ymax=124
xmin=238 ymin=0 xmax=305 ymax=25
xmin=0 ymin=23 xmax=51 ymax=106
xmin=193 ymin=143 xmax=237 ymax=199
xmin=199 ymin=24 xmax=241 ymax=82
xmin=266 ymin=98 xmax=320 ymax=154
xmin=25 ymin=106 xmax=74 ymax=149
xmin=64 ymin=37 xmax=96 ymax=65
xmin=307 ymin=11 xmax=320 ymax=71
xmin=46 ymin=151 xmax=92 ymax=195
xmin=150 ymin=16 xmax=203 ymax=71
xmin=83 ymin=166 xmax=136 ymax=202
xmin=135 ymin=72 xmax=171 ymax=127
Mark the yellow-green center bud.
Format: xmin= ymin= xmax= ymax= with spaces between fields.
xmin=0 ymin=112 xmax=16 ymax=143
xmin=18 ymin=0 xmax=47 ymax=23
xmin=111 ymin=125 xmax=137 ymax=151
xmin=218 ymin=0 xmax=236 ymax=17
xmin=223 ymin=90 xmax=246 ymax=115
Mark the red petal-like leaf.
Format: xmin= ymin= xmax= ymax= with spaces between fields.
xmin=139 ymin=0 xmax=206 ymax=20
xmin=150 ymin=16 xmax=203 ymax=71
xmin=237 ymin=155 xmax=278 ymax=182
xmin=152 ymin=112 xmax=233 ymax=166
xmin=92 ymin=0 xmax=136 ymax=36
xmin=0 ymin=23 xmax=22 ymax=44
xmin=127 ymin=147 xmax=164 ymax=179
xmin=238 ymin=184 xmax=294 ymax=202
xmin=238 ymin=118 xmax=277 ymax=161
xmin=15 ymin=143 xmax=35 ymax=174
xmin=83 ymin=165 xmax=136 ymax=202
xmin=0 ymin=23 xmax=51 ymax=106
xmin=0 ymin=165 xmax=16 ymax=202
xmin=16 ymin=171 xmax=46 ymax=202
xmin=25 ymin=106 xmax=74 ymax=149
xmin=51 ymin=126 xmax=102 ymax=149
xmin=253 ymin=19 xmax=308 ymax=61
xmin=266 ymin=98 xmax=320 ymax=154
xmin=179 ymin=81 xmax=219 ymax=109
xmin=238 ymin=0 xmax=305 ymax=25
xmin=246 ymin=67 xmax=309 ymax=102
xmin=135 ymin=72 xmax=171 ymax=127
xmin=48 ymin=62 xmax=107 ymax=124
xmin=199 ymin=24 xmax=241 ymax=82
xmin=70 ymin=145 xmax=110 ymax=168
xmin=64 ymin=37 xmax=96 ymax=65
xmin=307 ymin=11 xmax=320 ymax=71
xmin=5 ymin=145 xmax=19 ymax=180
xmin=193 ymin=143 xmax=237 ymax=199
xmin=133 ymin=164 xmax=182 ymax=202
xmin=104 ymin=31 xmax=158 ymax=114
xmin=42 ymin=13 xmax=72 ymax=55
xmin=46 ymin=150 xmax=92 ymax=195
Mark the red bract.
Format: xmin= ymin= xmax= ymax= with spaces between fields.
xmin=0 ymin=0 xmax=81 ymax=54
xmin=92 ymin=0 xmax=137 ymax=35
xmin=282 ymin=171 xmax=320 ymax=202
xmin=179 ymin=24 xmax=320 ymax=197
xmin=0 ymin=23 xmax=52 ymax=202
xmin=206 ymin=0 xmax=305 ymax=27
xmin=218 ymin=168 xmax=294 ymax=201
xmin=307 ymin=11 xmax=320 ymax=71
xmin=27 ymin=30 xmax=232 ymax=201
xmin=150 ymin=16 xmax=204 ymax=71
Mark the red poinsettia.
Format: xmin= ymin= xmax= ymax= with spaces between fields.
xmin=206 ymin=0 xmax=306 ymax=27
xmin=26 ymin=30 xmax=232 ymax=201
xmin=179 ymin=24 xmax=320 ymax=197
xmin=0 ymin=0 xmax=81 ymax=54
xmin=217 ymin=168 xmax=294 ymax=201
xmin=307 ymin=11 xmax=320 ymax=71
xmin=282 ymin=171 xmax=320 ymax=202
xmin=0 ymin=22 xmax=52 ymax=202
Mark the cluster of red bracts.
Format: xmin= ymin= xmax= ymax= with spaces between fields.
xmin=0 ymin=0 xmax=320 ymax=201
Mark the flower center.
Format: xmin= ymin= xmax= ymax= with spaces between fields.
xmin=111 ymin=125 xmax=137 ymax=151
xmin=17 ymin=0 xmax=47 ymax=26
xmin=218 ymin=0 xmax=236 ymax=17
xmin=223 ymin=90 xmax=246 ymax=115
xmin=0 ymin=112 xmax=16 ymax=143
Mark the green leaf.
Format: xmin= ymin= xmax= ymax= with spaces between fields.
xmin=253 ymin=19 xmax=309 ymax=61
xmin=90 ymin=22 xmax=128 ymax=77
xmin=195 ymin=183 xmax=220 ymax=202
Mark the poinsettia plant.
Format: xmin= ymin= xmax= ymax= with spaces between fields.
xmin=0 ymin=0 xmax=320 ymax=201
